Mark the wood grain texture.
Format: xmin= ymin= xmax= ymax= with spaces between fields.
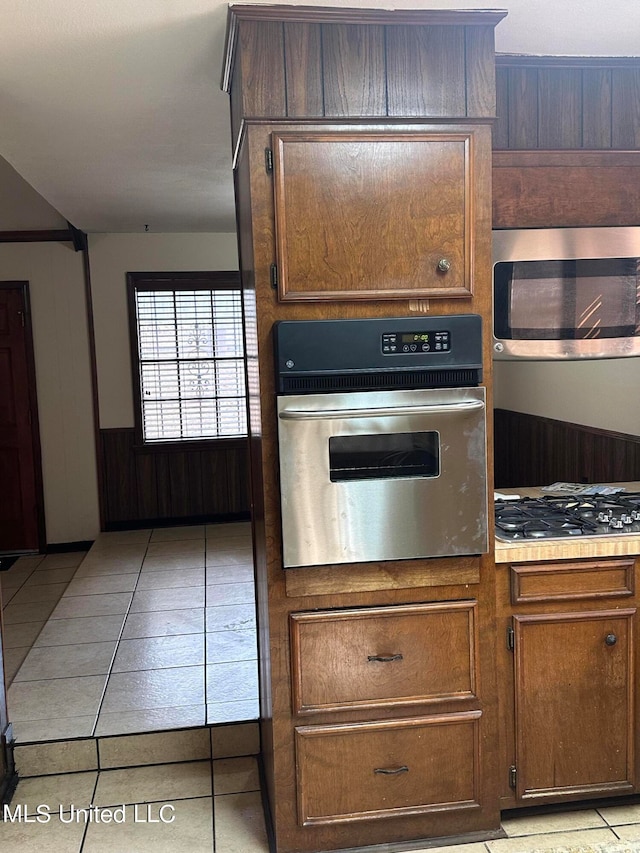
xmin=283 ymin=23 xmax=323 ymax=117
xmin=385 ymin=26 xmax=465 ymax=117
xmin=537 ymin=68 xmax=582 ymax=149
xmin=290 ymin=602 xmax=478 ymax=714
xmin=494 ymin=58 xmax=640 ymax=153
xmin=100 ymin=429 xmax=249 ymax=526
xmin=510 ymin=559 xmax=635 ymax=604
xmin=492 ymin=150 xmax=640 ymax=227
xmin=322 ymin=24 xmax=386 ymax=116
xmin=271 ymin=128 xmax=479 ymax=301
xmin=295 ymin=712 xmax=482 ymax=825
xmin=513 ymin=609 xmax=636 ymax=801
xmin=494 ymin=407 xmax=640 ymax=490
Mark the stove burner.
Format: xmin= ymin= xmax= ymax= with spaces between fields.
xmin=495 ymin=493 xmax=640 ymax=541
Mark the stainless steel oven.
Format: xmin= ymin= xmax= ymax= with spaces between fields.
xmin=274 ymin=316 xmax=488 ymax=568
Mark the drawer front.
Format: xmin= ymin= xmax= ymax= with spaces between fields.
xmin=295 ymin=712 xmax=481 ymax=825
xmin=290 ymin=601 xmax=478 ymax=714
xmin=511 ymin=559 xmax=635 ymax=604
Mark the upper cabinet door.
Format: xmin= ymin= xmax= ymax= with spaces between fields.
xmin=271 ymin=128 xmax=484 ymax=302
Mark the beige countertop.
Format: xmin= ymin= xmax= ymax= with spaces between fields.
xmin=494 ymin=482 xmax=640 ymax=564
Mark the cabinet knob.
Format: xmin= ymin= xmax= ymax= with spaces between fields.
xmin=437 ymin=258 xmax=451 ymax=273
xmin=605 ymin=633 xmax=617 ymax=646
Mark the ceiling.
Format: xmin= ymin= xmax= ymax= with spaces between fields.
xmin=0 ymin=0 xmax=638 ymax=235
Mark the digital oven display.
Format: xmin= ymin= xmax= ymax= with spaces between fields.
xmin=382 ymin=330 xmax=451 ymax=354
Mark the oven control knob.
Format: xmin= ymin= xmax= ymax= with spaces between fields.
xmin=494 ymin=341 xmax=504 ymax=354
xmin=621 ymin=514 xmax=633 ymax=525
xmin=285 ymin=359 xmax=294 ymax=369
xmin=437 ymin=258 xmax=451 ymax=273
xmin=610 ymin=518 xmax=624 ymax=529
xmin=597 ymin=511 xmax=612 ymax=523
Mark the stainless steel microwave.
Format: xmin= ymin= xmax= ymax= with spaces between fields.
xmin=492 ymin=226 xmax=640 ymax=360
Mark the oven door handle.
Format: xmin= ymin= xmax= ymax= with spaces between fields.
xmin=279 ymin=399 xmax=485 ymax=421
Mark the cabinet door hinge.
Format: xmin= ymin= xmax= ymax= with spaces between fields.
xmin=509 ymin=765 xmax=517 ymax=789
xmin=265 ymin=148 xmax=274 ymax=174
xmin=506 ymin=626 xmax=515 ymax=651
xmin=270 ymin=263 xmax=278 ymax=290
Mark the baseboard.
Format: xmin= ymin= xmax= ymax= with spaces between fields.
xmin=103 ymin=512 xmax=250 ymax=532
xmin=46 ymin=540 xmax=95 ymax=553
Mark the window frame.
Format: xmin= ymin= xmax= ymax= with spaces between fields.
xmin=127 ymin=270 xmax=247 ymax=451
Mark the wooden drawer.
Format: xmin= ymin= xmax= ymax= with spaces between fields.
xmin=510 ymin=559 xmax=635 ymax=605
xmin=295 ymin=712 xmax=481 ymax=825
xmin=290 ymin=601 xmax=478 ymax=715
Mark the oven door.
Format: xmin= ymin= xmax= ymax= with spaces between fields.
xmin=277 ymin=387 xmax=488 ymax=568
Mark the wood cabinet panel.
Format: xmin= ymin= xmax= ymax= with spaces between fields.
xmin=510 ymin=560 xmax=635 ymax=604
xmin=295 ymin=712 xmax=481 ymax=825
xmin=321 ymin=24 xmax=386 ymax=116
xmin=513 ymin=609 xmax=636 ymax=801
xmin=582 ymin=69 xmax=613 ymax=148
xmin=386 ymin=26 xmax=465 ymax=116
xmin=492 ymin=150 xmax=640 ymax=228
xmin=235 ymin=21 xmax=286 ymax=119
xmin=465 ymin=26 xmax=499 ymax=118
xmin=538 ymin=68 xmax=582 ymax=149
xmin=612 ymin=68 xmax=640 ymax=148
xmin=283 ymin=23 xmax=323 ymax=117
xmin=290 ymin=602 xmax=478 ymax=714
xmin=507 ymin=68 xmax=539 ymax=149
xmin=495 ymin=58 xmax=640 ymax=152
xmin=272 ymin=128 xmax=481 ymax=301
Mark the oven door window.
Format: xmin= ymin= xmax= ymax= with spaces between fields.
xmin=329 ymin=432 xmax=440 ymax=482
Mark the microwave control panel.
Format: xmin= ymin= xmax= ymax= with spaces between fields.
xmin=382 ymin=330 xmax=451 ymax=354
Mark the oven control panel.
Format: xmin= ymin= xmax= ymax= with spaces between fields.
xmin=382 ymin=330 xmax=451 ymax=354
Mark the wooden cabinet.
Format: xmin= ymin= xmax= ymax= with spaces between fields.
xmin=295 ymin=712 xmax=481 ymax=825
xmin=498 ymin=556 xmax=639 ymax=808
xmin=290 ymin=601 xmax=478 ymax=714
xmin=271 ymin=127 xmax=489 ymax=301
xmin=290 ymin=602 xmax=486 ymax=829
xmin=222 ymin=6 xmax=504 ymax=852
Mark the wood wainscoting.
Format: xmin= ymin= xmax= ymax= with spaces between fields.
xmin=494 ymin=409 xmax=640 ymax=489
xmin=99 ymin=428 xmax=250 ymax=528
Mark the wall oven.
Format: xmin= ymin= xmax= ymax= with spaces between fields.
xmin=274 ymin=316 xmax=488 ymax=568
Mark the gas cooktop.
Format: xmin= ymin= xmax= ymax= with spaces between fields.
xmin=495 ymin=494 xmax=640 ymax=541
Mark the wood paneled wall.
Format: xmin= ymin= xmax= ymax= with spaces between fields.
xmin=223 ymin=7 xmax=506 ymax=151
xmin=494 ymin=56 xmax=640 ymax=150
xmin=100 ymin=429 xmax=250 ymax=528
xmin=494 ymin=410 xmax=640 ymax=489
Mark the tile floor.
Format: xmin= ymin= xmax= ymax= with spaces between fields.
xmin=5 ymin=763 xmax=640 ymax=853
xmin=6 ymin=525 xmax=640 ymax=850
xmin=1 ymin=521 xmax=258 ymax=743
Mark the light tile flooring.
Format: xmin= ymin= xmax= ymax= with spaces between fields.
xmin=5 ymin=771 xmax=640 ymax=853
xmin=6 ymin=525 xmax=640 ymax=850
xmin=1 ymin=522 xmax=258 ymax=742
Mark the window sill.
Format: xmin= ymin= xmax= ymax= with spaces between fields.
xmin=132 ymin=436 xmax=248 ymax=454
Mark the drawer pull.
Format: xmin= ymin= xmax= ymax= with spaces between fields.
xmin=367 ymin=654 xmax=403 ymax=663
xmin=374 ymin=765 xmax=409 ymax=775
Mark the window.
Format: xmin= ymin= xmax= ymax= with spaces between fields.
xmin=128 ymin=272 xmax=246 ymax=444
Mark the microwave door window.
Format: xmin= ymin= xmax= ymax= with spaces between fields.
xmin=328 ymin=432 xmax=440 ymax=482
xmin=502 ymin=258 xmax=640 ymax=340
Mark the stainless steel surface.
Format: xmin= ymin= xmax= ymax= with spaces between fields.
xmin=277 ymin=387 xmax=488 ymax=568
xmin=278 ymin=399 xmax=485 ymax=421
xmin=493 ymin=226 xmax=640 ymax=360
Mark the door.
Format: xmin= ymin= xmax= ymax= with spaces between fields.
xmin=277 ymin=386 xmax=487 ymax=567
xmin=271 ymin=127 xmax=487 ymax=301
xmin=513 ymin=609 xmax=636 ymax=802
xmin=0 ymin=283 xmax=44 ymax=552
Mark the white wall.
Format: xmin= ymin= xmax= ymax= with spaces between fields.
xmin=0 ymin=241 xmax=100 ymax=544
xmin=494 ymin=358 xmax=640 ymax=436
xmin=88 ymin=233 xmax=239 ymax=429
